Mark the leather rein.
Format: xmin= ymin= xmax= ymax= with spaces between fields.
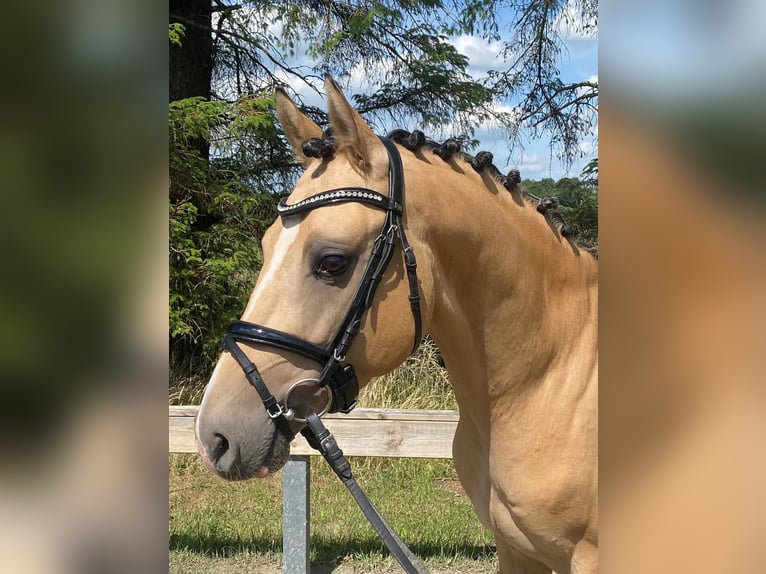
xmin=221 ymin=137 xmax=428 ymax=573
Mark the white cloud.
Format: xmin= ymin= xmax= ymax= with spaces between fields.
xmin=346 ymin=58 xmax=396 ymax=96
xmin=518 ymin=161 xmax=547 ymax=177
xmin=450 ymin=35 xmax=504 ymax=78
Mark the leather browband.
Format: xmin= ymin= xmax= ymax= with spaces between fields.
xmin=278 ymin=188 xmax=403 ymax=217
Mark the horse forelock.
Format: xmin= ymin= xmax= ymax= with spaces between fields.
xmin=297 ymin=128 xmax=598 ymax=259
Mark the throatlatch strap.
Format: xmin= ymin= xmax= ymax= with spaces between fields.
xmin=381 ymin=137 xmax=423 ymax=354
xmin=302 ymin=414 xmax=429 ymax=574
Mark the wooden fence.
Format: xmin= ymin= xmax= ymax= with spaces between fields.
xmin=169 ymin=406 xmax=459 ymax=574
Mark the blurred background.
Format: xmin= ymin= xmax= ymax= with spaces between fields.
xmin=0 ymin=1 xmax=168 ymax=572
xmin=600 ymin=0 xmax=765 ymax=572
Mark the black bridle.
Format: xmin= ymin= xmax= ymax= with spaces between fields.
xmin=220 ymin=136 xmax=428 ymax=573
xmin=222 ymin=136 xmax=422 ymax=441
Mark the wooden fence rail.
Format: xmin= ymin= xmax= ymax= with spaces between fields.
xmin=169 ymin=406 xmax=459 ymax=574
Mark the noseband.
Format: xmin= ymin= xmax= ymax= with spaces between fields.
xmin=222 ymin=137 xmax=422 ymax=440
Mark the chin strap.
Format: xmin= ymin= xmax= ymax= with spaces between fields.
xmin=301 ymin=413 xmax=430 ymax=574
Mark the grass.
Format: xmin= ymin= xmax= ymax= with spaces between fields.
xmin=170 ymin=338 xmax=497 ymax=572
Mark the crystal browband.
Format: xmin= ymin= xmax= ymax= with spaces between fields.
xmin=277 ymin=188 xmax=403 ymax=217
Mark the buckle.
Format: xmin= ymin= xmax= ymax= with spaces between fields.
xmin=403 ymin=247 xmax=417 ymax=269
xmin=266 ymin=402 xmax=286 ymax=420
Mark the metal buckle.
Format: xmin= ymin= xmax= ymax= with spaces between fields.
xmin=266 ymin=402 xmax=286 ymax=420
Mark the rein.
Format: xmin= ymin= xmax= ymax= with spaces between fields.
xmin=222 ymin=137 xmax=428 ymax=573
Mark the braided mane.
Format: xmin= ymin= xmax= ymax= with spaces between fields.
xmin=301 ymin=127 xmax=597 ymax=258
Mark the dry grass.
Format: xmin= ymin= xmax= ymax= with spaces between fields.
xmin=169 ymin=372 xmax=207 ymax=406
xmin=358 ymin=337 xmax=456 ymax=410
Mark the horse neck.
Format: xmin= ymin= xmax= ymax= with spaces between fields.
xmin=405 ymin=153 xmax=598 ymax=426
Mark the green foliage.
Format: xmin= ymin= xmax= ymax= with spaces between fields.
xmin=205 ymin=1 xmax=596 ymax=152
xmin=169 ymin=95 xmax=285 ymax=374
xmin=488 ymin=0 xmax=598 ymax=163
xmin=581 ymin=157 xmax=598 ymax=186
xmin=168 ymin=22 xmax=185 ymax=47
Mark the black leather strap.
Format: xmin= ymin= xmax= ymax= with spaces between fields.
xmin=328 ymin=214 xmax=398 ymax=356
xmin=400 ymin=234 xmax=423 ymax=354
xmin=378 ymin=136 xmax=423 ymax=353
xmin=228 ymin=321 xmax=329 ymax=364
xmin=226 ymin=323 xmax=359 ymax=415
xmin=222 ymin=334 xmax=296 ymax=441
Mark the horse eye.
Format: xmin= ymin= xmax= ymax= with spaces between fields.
xmin=316 ymin=254 xmax=350 ymax=277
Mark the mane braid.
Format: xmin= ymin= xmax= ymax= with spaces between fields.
xmin=546 ymin=209 xmax=567 ymax=233
xmin=470 ymin=151 xmax=494 ymax=171
xmin=302 ymin=137 xmax=336 ymax=158
xmin=296 ymin=127 xmax=596 ymax=258
xmin=536 ymin=196 xmax=558 ymax=214
xmin=388 ymin=129 xmax=594 ymax=256
xmin=433 ymin=139 xmax=462 ymax=161
xmin=301 ymin=126 xmax=337 ymax=159
xmin=389 ymin=129 xmax=425 ymax=151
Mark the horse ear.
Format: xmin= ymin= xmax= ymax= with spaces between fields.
xmin=324 ymin=75 xmax=385 ymax=174
xmin=275 ymin=88 xmax=323 ymax=165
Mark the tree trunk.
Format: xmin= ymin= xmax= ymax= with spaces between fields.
xmin=169 ymin=0 xmax=212 ymax=203
xmin=169 ymin=0 xmax=212 ymax=103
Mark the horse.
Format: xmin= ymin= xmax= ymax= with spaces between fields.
xmin=195 ymin=75 xmax=598 ymax=574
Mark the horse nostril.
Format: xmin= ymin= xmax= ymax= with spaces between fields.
xmin=210 ymin=433 xmax=229 ymax=464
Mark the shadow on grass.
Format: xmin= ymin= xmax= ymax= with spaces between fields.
xmin=170 ymin=532 xmax=496 ymax=570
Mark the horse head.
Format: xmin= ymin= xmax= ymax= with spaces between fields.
xmin=195 ymin=76 xmax=434 ymax=480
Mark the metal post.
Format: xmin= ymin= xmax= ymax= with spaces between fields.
xmin=282 ymin=455 xmax=311 ymax=574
